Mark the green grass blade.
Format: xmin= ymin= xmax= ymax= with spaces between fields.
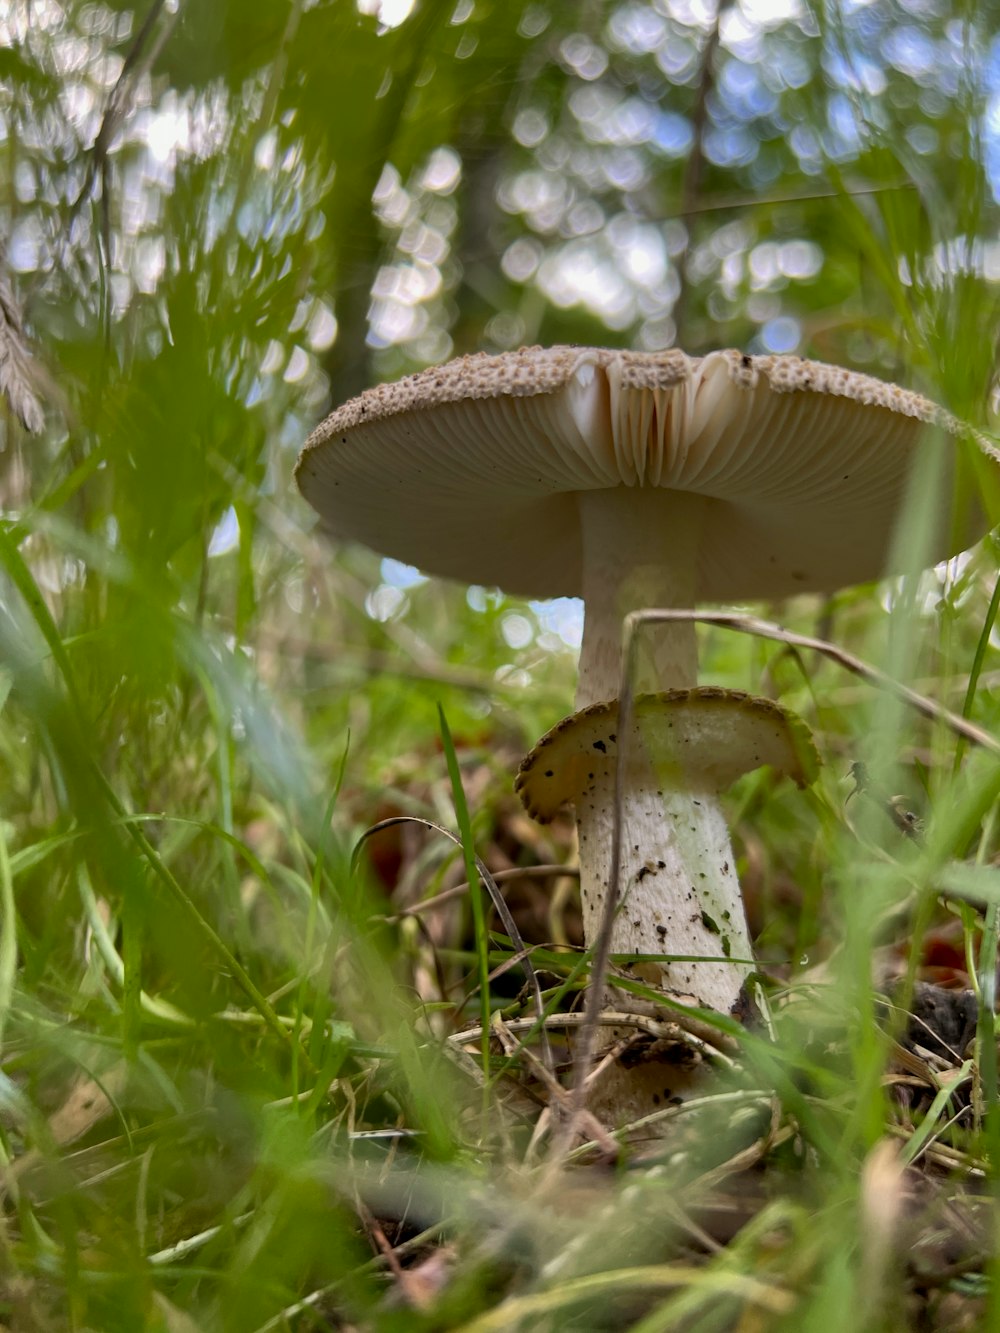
xmin=0 ymin=821 xmax=17 ymax=1057
xmin=955 ymin=551 xmax=1000 ymax=776
xmin=437 ymin=704 xmax=492 ymax=1092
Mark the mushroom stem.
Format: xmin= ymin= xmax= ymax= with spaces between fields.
xmin=575 ymin=753 xmax=753 ymax=1013
xmin=577 ymin=488 xmax=703 ymax=707
xmin=574 ymin=486 xmax=752 ymax=1014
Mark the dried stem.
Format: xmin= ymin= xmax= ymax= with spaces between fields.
xmin=630 ymin=610 xmax=1000 ymax=757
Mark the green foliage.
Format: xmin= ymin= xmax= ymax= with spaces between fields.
xmin=2 ymin=0 xmax=1000 ymax=1327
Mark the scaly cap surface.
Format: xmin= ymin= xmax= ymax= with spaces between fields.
xmin=296 ymin=347 xmax=992 ymax=599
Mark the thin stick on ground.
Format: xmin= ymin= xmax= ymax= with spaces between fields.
xmin=451 ymin=1010 xmax=737 ymax=1060
xmin=377 ymin=865 xmax=579 ymax=923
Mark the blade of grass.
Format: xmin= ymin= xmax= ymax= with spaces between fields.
xmin=76 ymin=864 xmax=193 ymax=1027
xmin=353 ymin=813 xmax=553 ymax=1076
xmin=452 ymin=1263 xmax=794 ymax=1331
xmin=120 ymin=889 xmax=142 ymax=1062
xmin=296 ymin=739 xmax=349 ymax=1097
xmin=900 ymin=1059 xmax=974 ymax=1165
xmin=954 ymin=553 xmax=1000 ymax=776
xmin=972 ymin=799 xmax=1000 ymax=1328
xmin=0 ymin=820 xmax=17 ymax=1057
xmin=0 ymin=521 xmax=308 ymax=1069
xmin=437 ymin=704 xmax=493 ymax=1101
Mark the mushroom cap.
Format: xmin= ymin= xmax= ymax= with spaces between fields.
xmin=296 ymin=346 xmax=992 ymax=601
xmin=515 ymin=687 xmax=820 ymax=823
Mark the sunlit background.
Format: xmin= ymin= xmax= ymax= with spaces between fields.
xmin=5 ymin=0 xmax=999 ymax=684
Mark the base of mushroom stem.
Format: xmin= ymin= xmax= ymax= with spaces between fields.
xmin=574 ymin=977 xmax=765 ymax=1136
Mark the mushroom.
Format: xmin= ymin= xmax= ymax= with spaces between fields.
xmin=296 ymin=346 xmax=992 ymax=1017
xmin=515 ymin=688 xmax=819 ymax=1003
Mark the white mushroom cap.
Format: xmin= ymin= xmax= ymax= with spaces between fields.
xmin=295 ymin=346 xmax=991 ymax=601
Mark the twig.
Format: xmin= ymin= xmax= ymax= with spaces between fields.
xmin=686 ymin=1122 xmax=797 ymax=1194
xmin=454 ymin=1010 xmax=734 ymax=1066
xmin=562 ymin=1088 xmax=773 ymax=1161
xmin=377 ymin=865 xmax=579 ymax=923
xmin=489 ymin=1012 xmax=617 ymax=1153
xmin=627 ymin=610 xmax=1000 ymax=758
xmin=583 ymin=1032 xmax=645 ymax=1092
xmin=356 ymin=1198 xmax=408 ymax=1282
